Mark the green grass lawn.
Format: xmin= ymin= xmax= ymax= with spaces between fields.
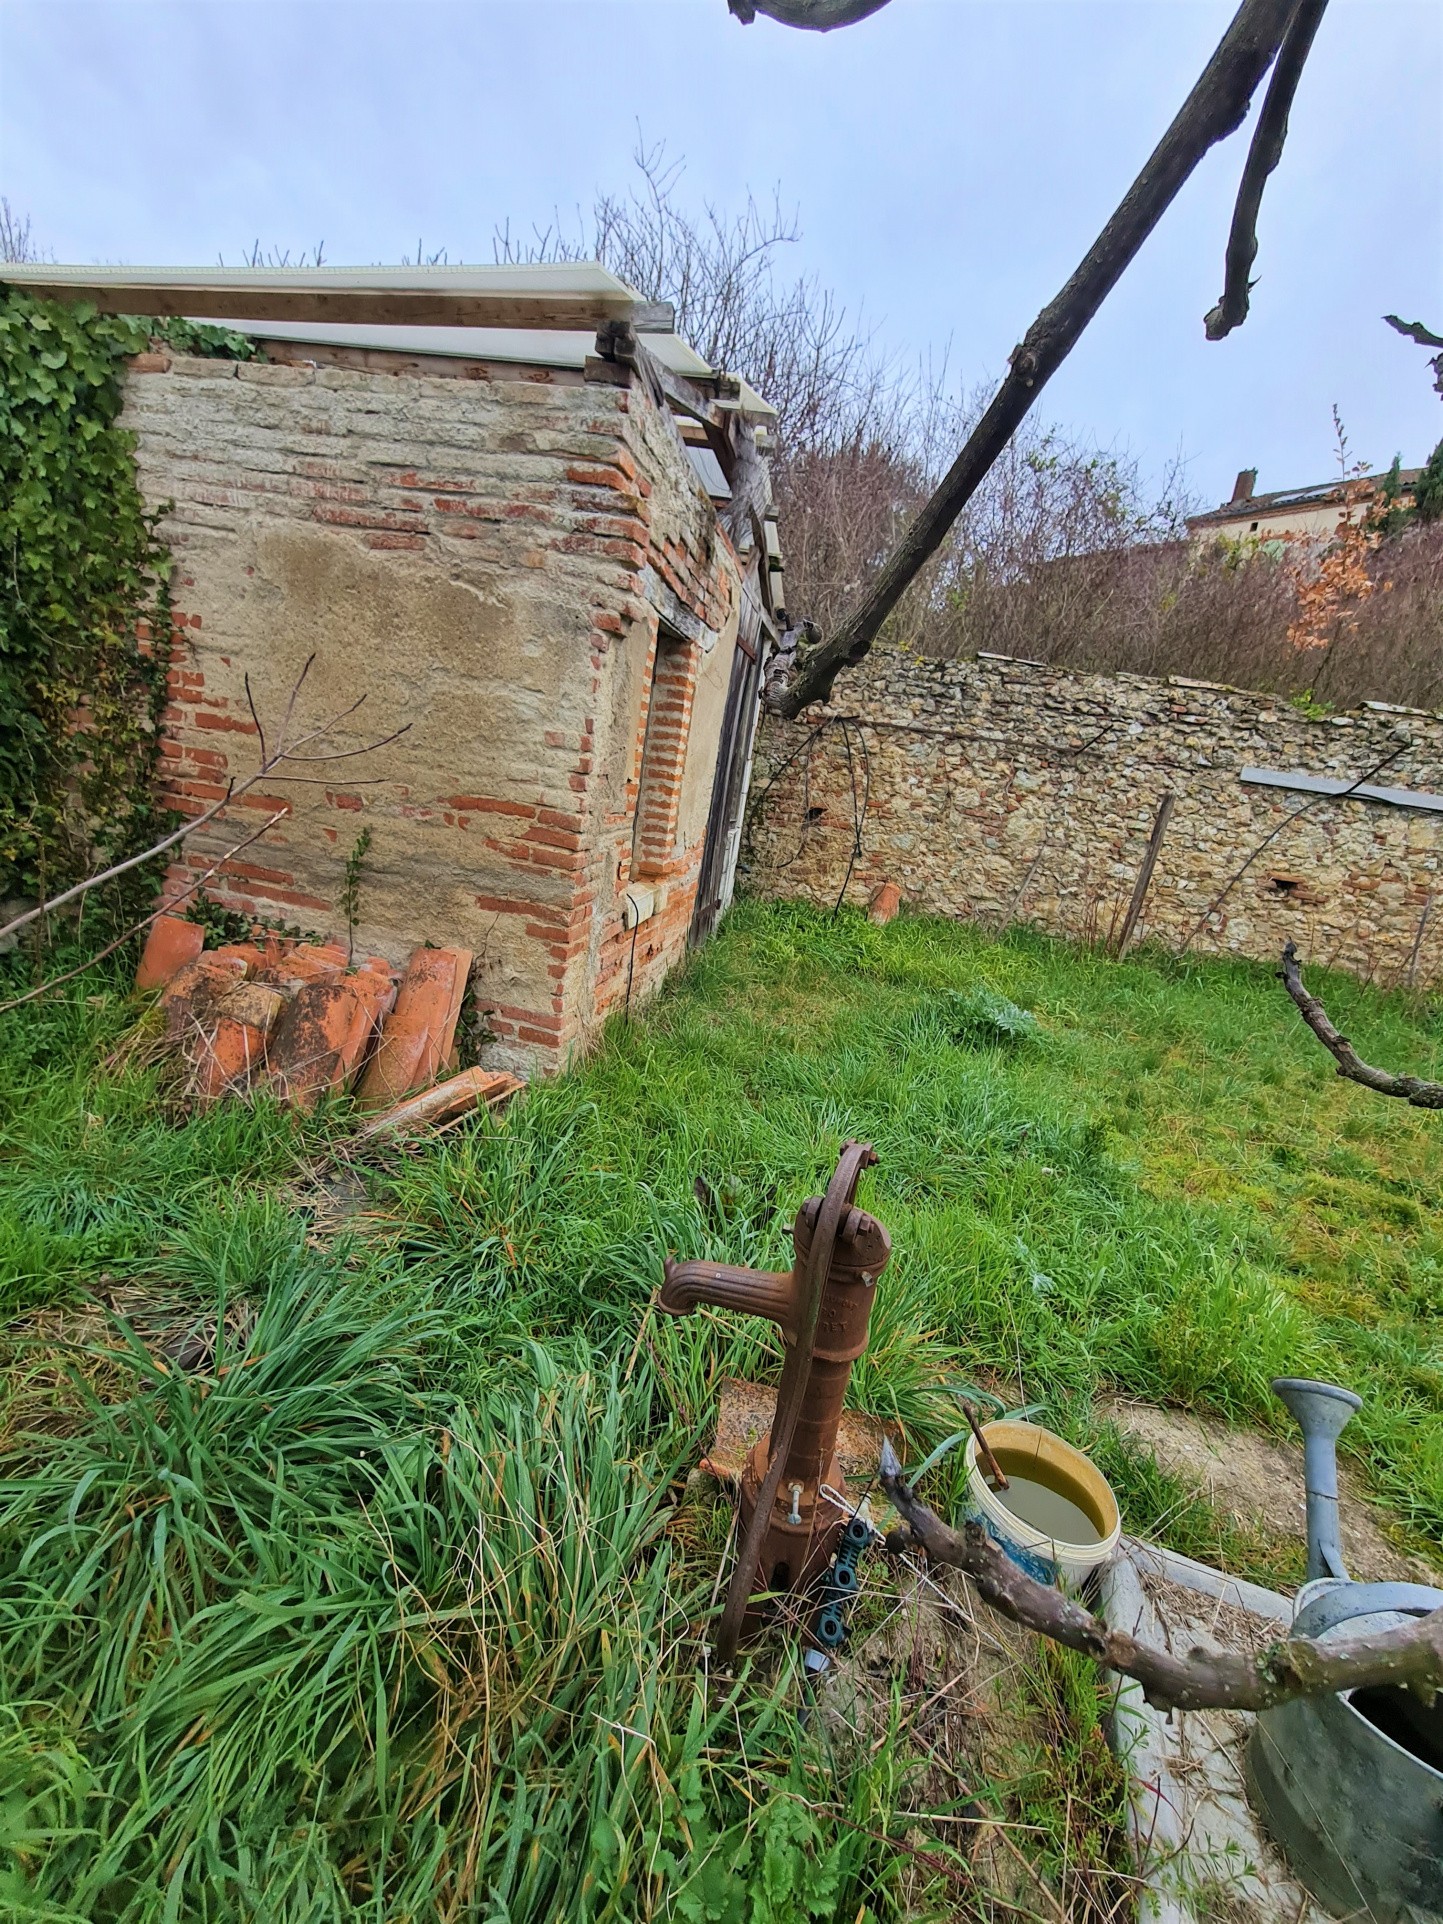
xmin=1 ymin=900 xmax=1439 ymax=1920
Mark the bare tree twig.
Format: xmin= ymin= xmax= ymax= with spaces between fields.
xmin=0 ymin=809 xmax=288 ymax=1017
xmin=279 ymin=650 xmax=314 ymax=744
xmin=242 ymin=672 xmax=268 ymax=767
xmin=1279 ymin=939 xmax=1443 ymax=1107
xmin=272 ymin=725 xmax=412 ymax=765
xmin=0 ymin=664 xmax=409 ymax=949
xmin=775 ymin=0 xmax=1302 ymax=718
xmin=878 ymin=1441 xmax=1443 ymax=1712
xmin=1205 ymin=0 xmax=1328 ymax=340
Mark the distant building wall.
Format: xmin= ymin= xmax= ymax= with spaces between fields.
xmin=747 ymin=649 xmax=1443 ymax=985
xmin=122 ymin=342 xmax=741 ymax=1073
xmin=1192 ymin=502 xmax=1355 ymax=545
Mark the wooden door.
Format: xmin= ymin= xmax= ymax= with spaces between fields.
xmin=689 ymin=582 xmax=766 ymax=948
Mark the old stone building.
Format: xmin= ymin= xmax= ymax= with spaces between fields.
xmin=14 ymin=264 xmax=785 ymax=1074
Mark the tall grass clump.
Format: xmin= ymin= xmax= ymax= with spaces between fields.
xmin=0 ymin=1253 xmax=914 ymax=1921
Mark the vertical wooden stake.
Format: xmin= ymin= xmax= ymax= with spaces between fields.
xmin=1117 ymin=792 xmax=1176 ymax=958
xmin=1405 ymin=889 xmax=1434 ymax=990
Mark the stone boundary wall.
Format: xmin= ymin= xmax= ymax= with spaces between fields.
xmin=122 ymin=342 xmax=741 ymax=1074
xmin=746 ymin=649 xmax=1443 ymax=985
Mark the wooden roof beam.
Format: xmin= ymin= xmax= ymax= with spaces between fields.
xmin=0 ymin=264 xmax=674 ymax=334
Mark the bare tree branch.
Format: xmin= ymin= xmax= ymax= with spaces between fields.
xmin=776 ymin=0 xmax=1303 ymax=718
xmin=1385 ymin=315 xmax=1443 ymax=352
xmin=728 ymin=0 xmax=893 ymax=26
xmin=0 ymin=809 xmax=288 ymax=1017
xmin=1205 ymin=0 xmax=1328 ymax=341
xmin=0 ymin=660 xmax=410 ymax=950
xmin=1385 ymin=314 xmax=1443 ymax=400
xmin=878 ymin=1440 xmax=1443 ymax=1713
xmin=1280 ymin=939 xmax=1443 ymax=1108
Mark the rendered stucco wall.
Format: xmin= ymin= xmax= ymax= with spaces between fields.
xmin=122 ymin=343 xmax=744 ymax=1072
xmin=747 ymin=649 xmax=1443 ymax=985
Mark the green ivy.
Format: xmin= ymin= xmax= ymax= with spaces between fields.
xmin=149 ymin=316 xmax=260 ymax=362
xmin=0 ymin=289 xmax=174 ymax=915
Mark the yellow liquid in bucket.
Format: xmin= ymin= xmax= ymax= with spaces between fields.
xmin=993 ymin=1472 xmax=1103 ymax=1546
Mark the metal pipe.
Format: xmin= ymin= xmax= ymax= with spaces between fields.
xmin=1271 ymin=1376 xmax=1362 ymax=1583
xmin=659 ymin=1259 xmax=795 ymax=1329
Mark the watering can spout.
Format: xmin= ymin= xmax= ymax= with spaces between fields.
xmin=1271 ymin=1377 xmax=1362 ymax=1584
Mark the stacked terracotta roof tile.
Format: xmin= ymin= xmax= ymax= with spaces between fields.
xmin=135 ymin=915 xmax=522 ymax=1128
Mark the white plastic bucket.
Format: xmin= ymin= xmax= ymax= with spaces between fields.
xmin=964 ymin=1419 xmax=1121 ymax=1590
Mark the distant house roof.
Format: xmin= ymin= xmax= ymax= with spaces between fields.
xmin=1187 ymin=467 xmax=1420 ymax=532
xmin=0 ymin=259 xmax=778 ymax=421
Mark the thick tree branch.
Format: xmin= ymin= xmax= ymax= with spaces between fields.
xmin=879 ymin=1440 xmax=1443 ymax=1713
xmin=1385 ymin=314 xmax=1443 ymax=399
xmin=776 ymin=0 xmax=1301 ymax=719
xmin=1280 ymin=939 xmax=1443 ymax=1108
xmin=1385 ymin=315 xmax=1443 ymax=352
xmin=728 ymin=0 xmax=893 ymax=26
xmin=1205 ymin=0 xmax=1328 ymax=341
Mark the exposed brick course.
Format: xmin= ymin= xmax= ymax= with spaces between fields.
xmin=123 ymin=341 xmax=747 ymax=1073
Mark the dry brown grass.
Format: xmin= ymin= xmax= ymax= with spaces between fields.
xmin=0 ymin=1280 xmax=255 ymax=1448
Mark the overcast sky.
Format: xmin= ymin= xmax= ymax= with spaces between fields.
xmin=2 ymin=0 xmax=1438 ymax=507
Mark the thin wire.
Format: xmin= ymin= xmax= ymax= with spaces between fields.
xmin=623 ymin=917 xmax=641 ymax=1017
xmin=831 ymin=719 xmax=865 ymax=915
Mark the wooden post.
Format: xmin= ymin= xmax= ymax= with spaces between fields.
xmin=1116 ymin=793 xmax=1176 ymax=958
xmin=1406 ymin=890 xmax=1435 ymax=989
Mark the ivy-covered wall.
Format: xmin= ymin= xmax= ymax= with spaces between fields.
xmin=0 ymin=294 xmax=252 ymax=916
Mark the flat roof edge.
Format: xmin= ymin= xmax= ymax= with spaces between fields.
xmin=0 ymin=262 xmax=675 ymax=334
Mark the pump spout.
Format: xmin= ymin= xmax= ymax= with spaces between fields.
xmin=659 ymin=1259 xmax=798 ymax=1333
xmin=1272 ymin=1376 xmax=1362 ymax=1584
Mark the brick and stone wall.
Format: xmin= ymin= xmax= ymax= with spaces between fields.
xmin=122 ymin=340 xmax=742 ymax=1074
xmin=747 ymin=648 xmax=1443 ymax=984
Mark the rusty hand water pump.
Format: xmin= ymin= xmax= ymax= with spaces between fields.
xmin=658 ymin=1141 xmax=891 ymax=1663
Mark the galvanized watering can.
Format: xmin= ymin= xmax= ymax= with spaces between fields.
xmin=1246 ymin=1378 xmax=1443 ymax=1922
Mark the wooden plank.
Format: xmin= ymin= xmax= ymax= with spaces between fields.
xmin=1116 ymin=792 xmax=1175 ymax=957
xmin=6 ymin=277 xmax=673 ymax=334
xmin=263 ymin=337 xmax=587 ymax=386
xmin=1240 ymin=767 xmax=1443 ymax=814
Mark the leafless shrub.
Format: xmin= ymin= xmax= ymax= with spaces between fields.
xmin=497 ymin=139 xmax=887 ymax=449
xmin=231 ymin=240 xmax=329 ymax=269
xmin=497 ymin=151 xmax=1442 ymax=711
xmin=494 ymin=139 xmax=928 ymax=631
xmin=774 ymin=434 xmax=924 ymax=638
xmin=0 ymin=198 xmax=46 ymax=265
xmin=931 ymin=516 xmax=1443 ymax=710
